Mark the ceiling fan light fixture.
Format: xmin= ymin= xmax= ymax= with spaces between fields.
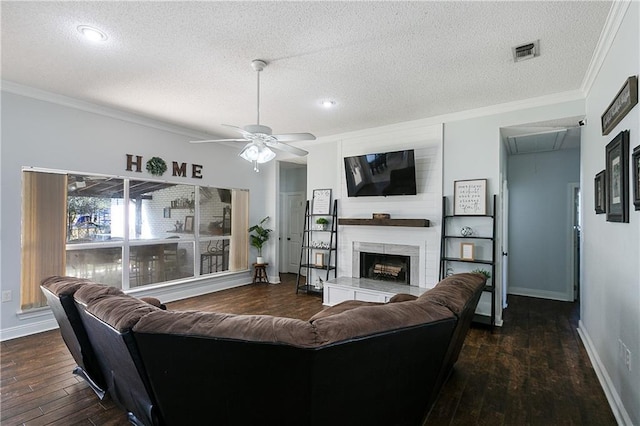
xmin=239 ymin=142 xmax=276 ymax=164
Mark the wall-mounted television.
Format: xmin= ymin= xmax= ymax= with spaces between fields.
xmin=344 ymin=149 xmax=417 ymax=197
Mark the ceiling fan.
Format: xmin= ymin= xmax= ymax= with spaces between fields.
xmin=191 ymin=59 xmax=315 ymax=171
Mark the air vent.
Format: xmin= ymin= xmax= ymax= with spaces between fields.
xmin=513 ymin=40 xmax=539 ymax=62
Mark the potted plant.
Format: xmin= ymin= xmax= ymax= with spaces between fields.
xmin=249 ymin=216 xmax=272 ymax=264
xmin=315 ymin=217 xmax=329 ymax=231
xmin=471 ymin=268 xmax=491 ymax=281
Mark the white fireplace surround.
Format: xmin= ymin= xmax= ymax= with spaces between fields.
xmin=352 ymin=242 xmax=420 ymax=286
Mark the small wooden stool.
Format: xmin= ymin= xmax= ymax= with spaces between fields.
xmin=252 ymin=263 xmax=269 ymax=284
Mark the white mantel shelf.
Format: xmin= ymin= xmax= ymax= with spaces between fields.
xmin=338 ymin=218 xmax=430 ymax=227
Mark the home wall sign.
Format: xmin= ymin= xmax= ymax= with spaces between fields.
xmin=601 ymin=76 xmax=638 ymax=136
xmin=126 ymin=154 xmax=203 ymax=179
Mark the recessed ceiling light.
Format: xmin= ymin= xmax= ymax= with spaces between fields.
xmin=77 ymin=25 xmax=108 ymax=42
xmin=321 ymin=100 xmax=336 ymax=108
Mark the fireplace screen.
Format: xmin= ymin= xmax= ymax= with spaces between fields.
xmin=360 ymin=252 xmax=410 ymax=284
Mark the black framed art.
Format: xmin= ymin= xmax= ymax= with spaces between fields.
xmin=633 ymin=145 xmax=640 ymax=211
xmin=594 ymin=170 xmax=606 ymax=214
xmin=605 ymin=130 xmax=630 ymax=223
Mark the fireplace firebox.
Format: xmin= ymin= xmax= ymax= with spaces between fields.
xmin=360 ymin=252 xmax=410 ymax=284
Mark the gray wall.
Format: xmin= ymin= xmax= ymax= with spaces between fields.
xmin=507 ymin=148 xmax=579 ymax=300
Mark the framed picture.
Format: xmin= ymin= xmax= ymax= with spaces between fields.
xmin=460 ymin=243 xmax=475 ymax=260
xmin=594 ymin=170 xmax=606 ymax=214
xmin=312 ymin=189 xmax=332 ymax=215
xmin=633 ymin=145 xmax=640 ymax=211
xmin=454 ymin=179 xmax=487 ymax=215
xmin=314 ymin=252 xmax=325 ymax=267
xmin=601 ymin=76 xmax=638 ymax=136
xmin=605 ymin=130 xmax=630 ymax=223
xmin=184 ymin=215 xmax=194 ymax=232
xmin=163 ymin=207 xmax=171 ymax=218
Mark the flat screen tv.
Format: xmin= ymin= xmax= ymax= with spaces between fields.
xmin=344 ymin=149 xmax=417 ymax=197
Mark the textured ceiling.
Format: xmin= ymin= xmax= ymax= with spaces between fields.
xmin=1 ymin=1 xmax=612 ymax=142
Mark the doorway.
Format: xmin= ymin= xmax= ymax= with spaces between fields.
xmin=501 ymin=117 xmax=582 ymax=301
xmin=278 ymin=162 xmax=307 ymax=274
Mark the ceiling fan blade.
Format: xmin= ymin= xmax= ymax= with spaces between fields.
xmin=272 ymin=133 xmax=316 ymax=142
xmin=190 ymin=138 xmax=247 ymax=143
xmin=222 ymin=124 xmax=254 ymax=138
xmin=266 ymin=141 xmax=309 ymax=157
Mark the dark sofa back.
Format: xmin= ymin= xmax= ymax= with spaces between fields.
xmin=416 ymin=273 xmax=486 ymax=404
xmin=74 ymin=287 xmax=162 ymax=426
xmin=40 ymin=276 xmax=113 ymax=399
xmin=132 ymin=302 xmax=457 ymax=426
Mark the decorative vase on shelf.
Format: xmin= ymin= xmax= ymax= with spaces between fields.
xmin=256 ymin=256 xmax=264 ymax=265
xmin=460 ymin=226 xmax=473 ymax=237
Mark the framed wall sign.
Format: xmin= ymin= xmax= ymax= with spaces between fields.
xmin=594 ymin=170 xmax=606 ymax=214
xmin=312 ymin=189 xmax=332 ymax=215
xmin=314 ymin=252 xmax=325 ymax=267
xmin=601 ymin=76 xmax=638 ymax=136
xmin=460 ymin=243 xmax=475 ymax=260
xmin=184 ymin=215 xmax=194 ymax=232
xmin=632 ymin=145 xmax=640 ymax=211
xmin=454 ymin=179 xmax=487 ymax=215
xmin=605 ymin=130 xmax=630 ymax=223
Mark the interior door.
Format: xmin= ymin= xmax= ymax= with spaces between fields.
xmin=286 ymin=193 xmax=305 ymax=273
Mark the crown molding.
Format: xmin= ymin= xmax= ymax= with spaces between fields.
xmin=315 ymin=89 xmax=585 ymax=144
xmin=1 ymin=80 xmax=215 ymax=140
xmin=581 ymin=0 xmax=632 ymax=96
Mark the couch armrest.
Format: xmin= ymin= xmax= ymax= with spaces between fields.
xmin=139 ymin=297 xmax=167 ymax=310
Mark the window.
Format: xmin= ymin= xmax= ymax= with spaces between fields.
xmin=21 ymin=170 xmax=249 ymax=309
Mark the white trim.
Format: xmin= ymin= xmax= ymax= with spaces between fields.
xmin=507 ymin=286 xmax=573 ymax=302
xmin=581 ymin=0 xmax=632 ymax=96
xmin=1 ymin=80 xmax=215 ymax=141
xmin=314 ymin=90 xmax=585 ymax=146
xmin=578 ymin=321 xmax=633 ymax=426
xmin=0 ymin=317 xmax=59 ymax=342
xmin=566 ymin=183 xmax=580 ymax=302
xmin=126 ymin=271 xmax=251 ymax=303
xmin=1 ymin=271 xmax=252 ymax=342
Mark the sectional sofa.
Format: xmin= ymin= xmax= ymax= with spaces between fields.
xmin=41 ymin=272 xmax=486 ymax=426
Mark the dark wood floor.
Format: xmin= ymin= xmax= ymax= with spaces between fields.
xmin=1 ymin=274 xmax=616 ymax=426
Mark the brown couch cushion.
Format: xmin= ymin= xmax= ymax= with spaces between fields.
xmin=134 ymin=310 xmax=319 ymax=348
xmin=84 ymin=295 xmax=160 ymax=332
xmin=309 ymin=300 xmax=383 ymax=322
xmin=41 ymin=276 xmax=96 ymax=297
xmin=416 ymin=273 xmax=486 ymax=316
xmin=388 ymin=293 xmax=418 ymax=303
xmin=313 ymin=300 xmax=455 ymax=346
xmin=73 ymin=282 xmax=127 ymax=306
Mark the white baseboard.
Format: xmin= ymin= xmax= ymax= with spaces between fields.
xmin=1 ymin=271 xmax=252 ymax=342
xmin=577 ymin=320 xmax=633 ymax=425
xmin=508 ymin=286 xmax=572 ymax=301
xmin=0 ymin=317 xmax=59 ymax=342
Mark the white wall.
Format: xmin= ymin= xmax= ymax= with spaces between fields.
xmin=579 ymin=2 xmax=639 ymax=424
xmin=507 ymin=148 xmax=580 ymax=300
xmin=0 ymin=89 xmax=268 ymax=340
xmin=443 ymin=98 xmax=585 ymax=324
xmin=307 ymin=121 xmax=443 ymax=287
